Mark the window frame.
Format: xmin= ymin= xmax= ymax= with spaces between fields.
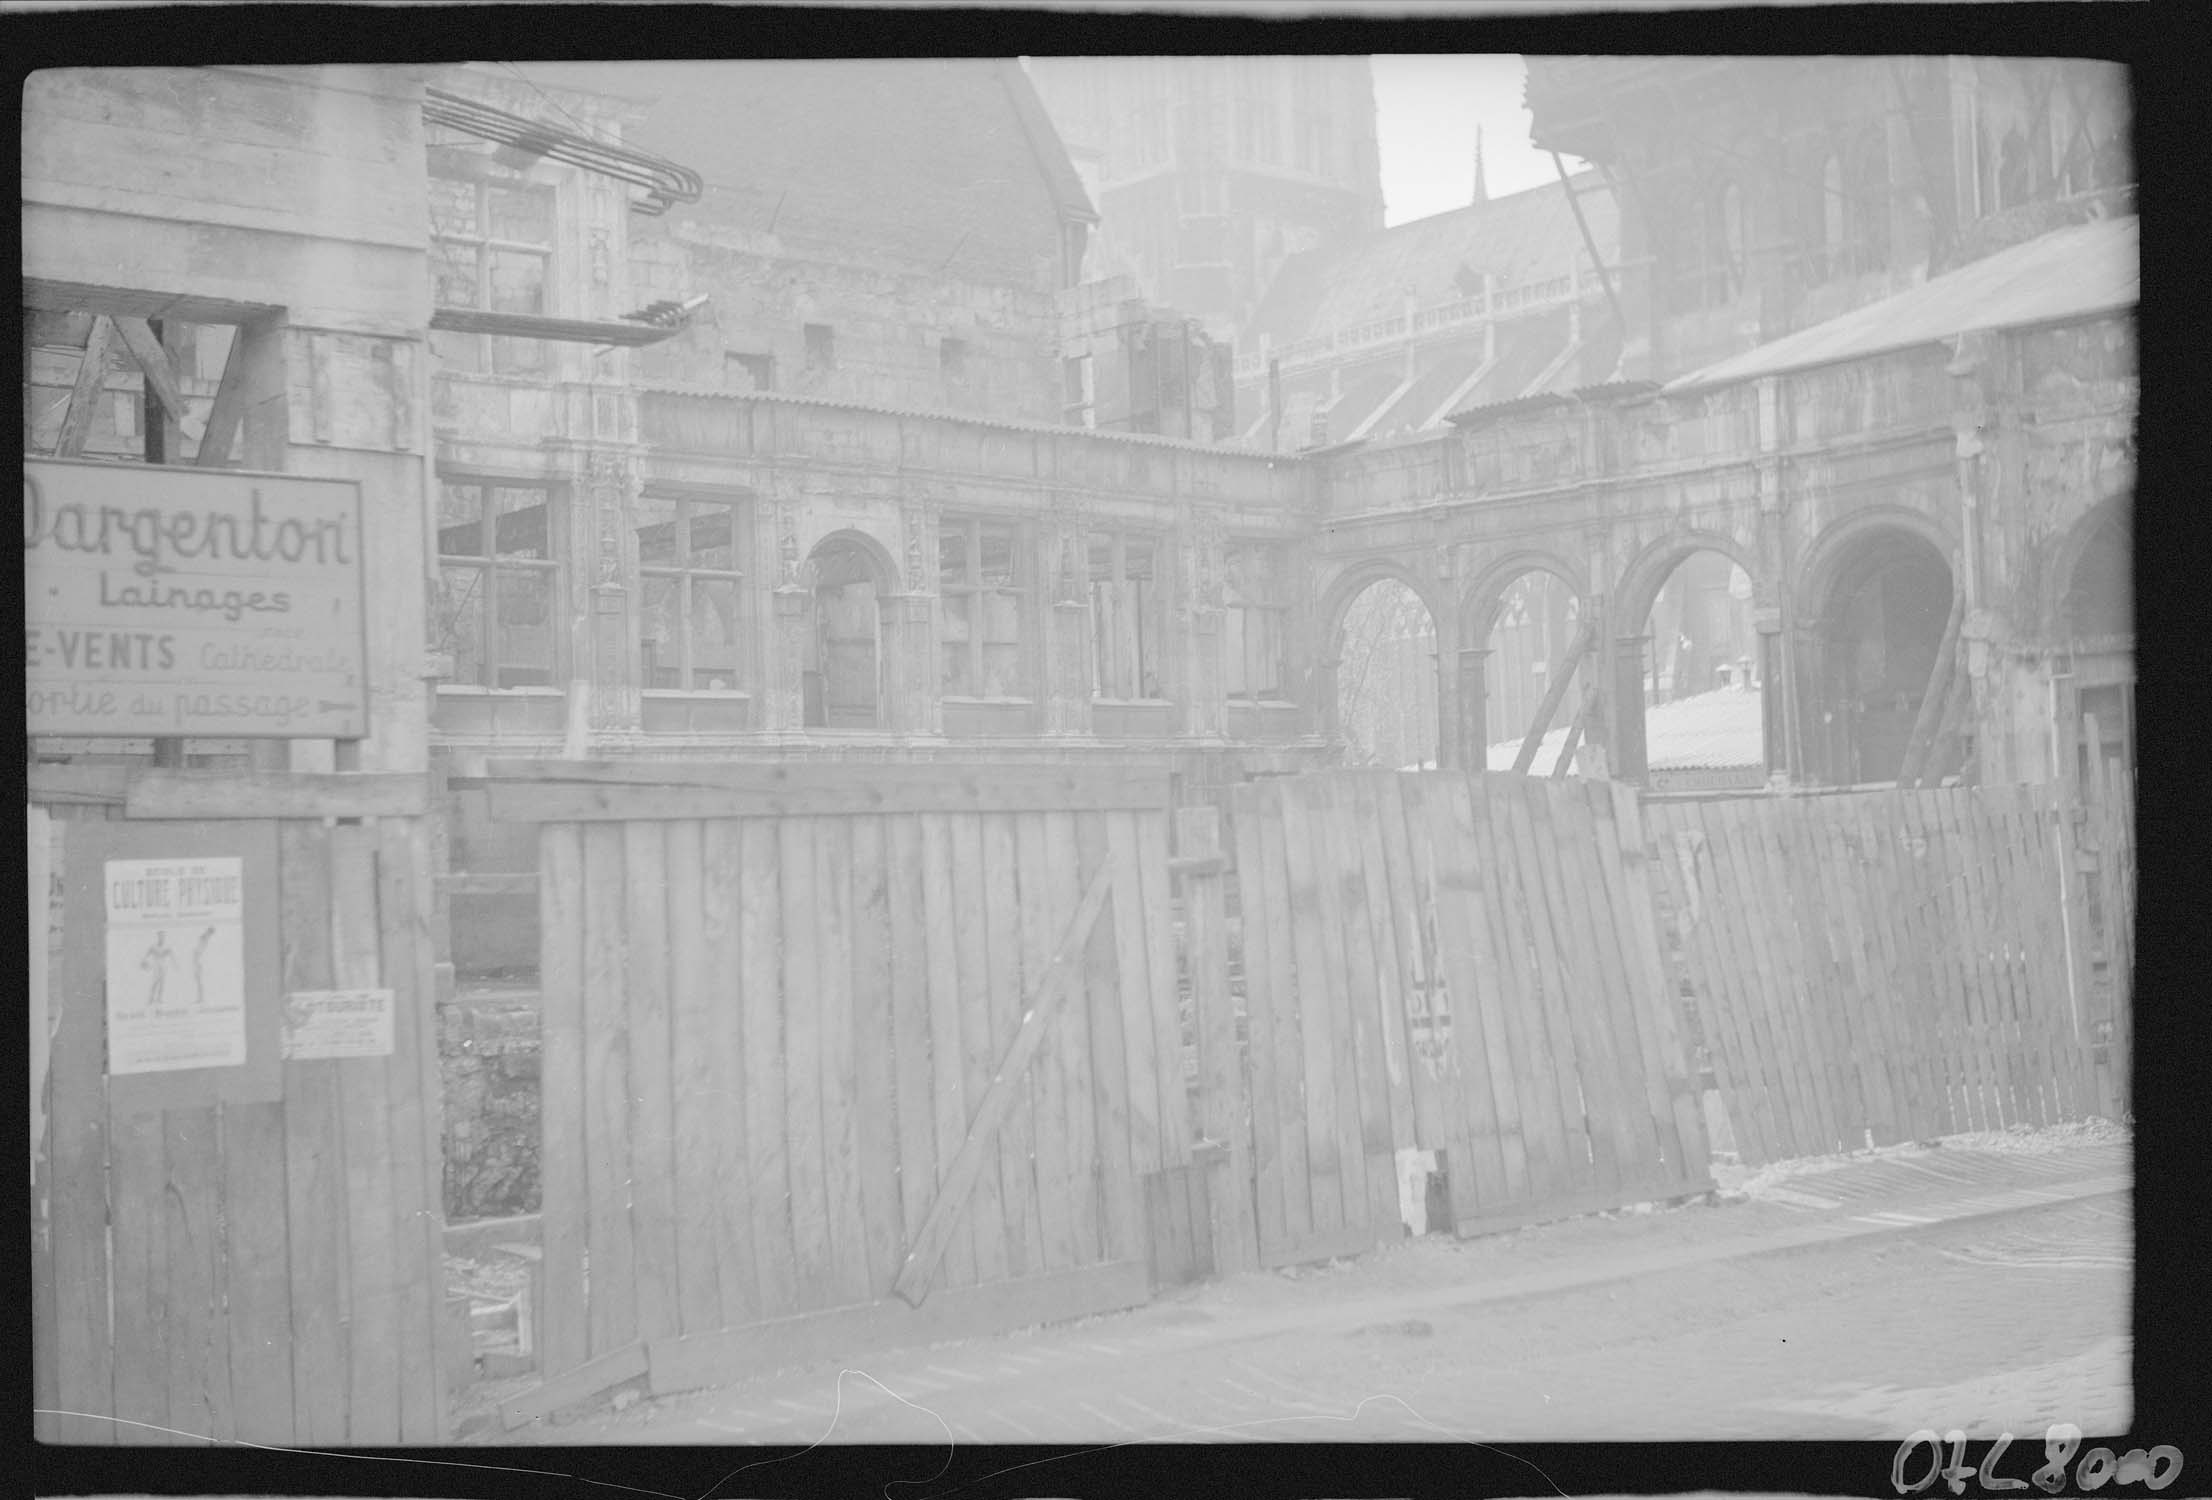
xmin=725 ymin=350 xmax=776 ymax=393
xmin=433 ymin=475 xmax=565 ymax=691
xmin=803 ymin=322 xmax=837 ymax=376
xmin=1088 ymin=529 xmax=1168 ymax=703
xmin=938 ymin=515 xmax=1032 ymax=702
xmin=428 ymin=166 xmax=558 ymax=379
xmin=635 ymin=489 xmax=748 ymax=694
xmin=1224 ymin=540 xmax=1294 ymax=705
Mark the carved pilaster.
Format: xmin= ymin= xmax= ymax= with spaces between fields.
xmin=776 ymin=496 xmax=802 ymax=589
xmin=770 ymin=584 xmax=810 ymax=732
xmin=1456 ymin=647 xmax=1492 ymax=772
xmin=1180 ymin=509 xmax=1227 ymax=739
xmin=1044 ymin=504 xmax=1093 ymax=735
xmin=578 ymin=446 xmax=642 ymax=733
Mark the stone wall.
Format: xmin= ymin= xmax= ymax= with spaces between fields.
xmin=440 ymin=989 xmax=541 ymax=1221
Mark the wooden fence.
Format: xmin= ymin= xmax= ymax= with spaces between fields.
xmin=482 ymin=760 xmax=1191 ymax=1425
xmin=31 ymin=766 xmax=446 ymax=1446
xmin=1642 ymin=781 xmax=2124 ymax=1166
xmin=2068 ymin=752 xmax=2135 ymax=1120
xmin=1221 ymin=772 xmax=1714 ymax=1266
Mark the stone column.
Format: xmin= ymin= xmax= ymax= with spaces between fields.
xmin=1754 ymin=606 xmax=1790 ymax=783
xmin=1611 ymin=633 xmax=1651 ymax=785
xmin=1457 ymin=647 xmax=1492 ymax=773
xmin=581 ymin=448 xmax=641 ymax=734
xmin=1313 ymin=651 xmax=1343 ymax=749
xmin=1044 ymin=517 xmax=1091 ymax=737
xmin=1185 ymin=604 xmax=1225 ymax=739
xmin=771 ymin=586 xmax=810 ymax=733
xmin=1431 ymin=607 xmax=1459 ymax=772
xmin=1182 ymin=510 xmax=1227 ymax=741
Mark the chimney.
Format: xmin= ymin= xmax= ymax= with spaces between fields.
xmin=1472 ymin=124 xmax=1489 ymax=206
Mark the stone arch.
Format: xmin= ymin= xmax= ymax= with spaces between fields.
xmin=1608 ymin=528 xmax=1768 ymax=784
xmin=805 ymin=526 xmax=899 ymax=591
xmin=804 ymin=528 xmax=899 ymax=729
xmin=1456 ymin=548 xmax=1591 ymax=767
xmin=1459 ymin=547 xmax=1589 ymax=644
xmin=1613 ymin=527 xmax=1762 ymax=636
xmin=1794 ymin=505 xmax=1954 ymax=624
xmin=2044 ymin=492 xmax=2132 ymax=645
xmin=1317 ymin=557 xmax=1448 ymax=648
xmin=1793 ymin=510 xmax=1957 ymax=785
xmin=1319 ymin=558 xmax=1450 ymax=769
xmin=2046 ymin=492 xmax=2134 ymax=784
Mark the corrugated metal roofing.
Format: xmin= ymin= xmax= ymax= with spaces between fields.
xmin=1243 ymin=173 xmax=1617 ymax=350
xmin=1486 ymin=685 xmax=1765 ymax=774
xmin=1641 ymin=686 xmax=1766 ymax=769
xmin=1665 ymin=215 xmax=2137 ymax=393
xmin=637 ymin=382 xmax=1297 ymax=457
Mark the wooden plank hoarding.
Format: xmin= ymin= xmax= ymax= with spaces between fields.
xmin=513 ymin=771 xmax=1186 ymax=1414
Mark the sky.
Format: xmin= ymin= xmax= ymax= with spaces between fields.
xmin=1372 ymin=54 xmax=1577 ymax=226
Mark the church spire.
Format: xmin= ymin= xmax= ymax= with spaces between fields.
xmin=1473 ymin=124 xmax=1489 ymax=205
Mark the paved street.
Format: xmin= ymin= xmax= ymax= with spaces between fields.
xmin=502 ymin=1143 xmax=2129 ymax=1448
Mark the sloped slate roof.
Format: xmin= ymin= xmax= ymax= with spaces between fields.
xmin=1235 ymin=304 xmax=1622 ymax=445
xmin=1666 ymin=214 xmax=2138 ymax=393
xmin=1243 ymin=172 xmax=1618 ymax=350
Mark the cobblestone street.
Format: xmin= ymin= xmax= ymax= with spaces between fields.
xmin=504 ymin=1144 xmax=2129 ymax=1450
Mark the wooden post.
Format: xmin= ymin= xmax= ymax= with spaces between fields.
xmin=1915 ymin=648 xmax=1974 ymax=788
xmin=1176 ymin=805 xmax=1258 ymax=1275
xmin=1511 ymin=617 xmax=1595 ymax=775
xmin=55 ymin=315 xmax=117 ymax=458
xmin=1550 ymin=701 xmax=1586 ymax=780
xmin=1898 ymin=566 xmax=1967 ymax=786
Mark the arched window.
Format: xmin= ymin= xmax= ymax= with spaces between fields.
xmin=1851 ymin=130 xmax=1890 ymax=272
xmin=1719 ymin=180 xmax=1747 ymax=295
xmin=1997 ymin=127 xmax=2030 ymax=213
xmin=1820 ymin=152 xmax=1846 ymax=276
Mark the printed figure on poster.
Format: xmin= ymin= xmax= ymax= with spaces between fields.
xmin=104 ymin=856 xmax=246 ymax=1074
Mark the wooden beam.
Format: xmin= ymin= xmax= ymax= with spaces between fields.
xmin=496 ymin=1342 xmax=647 ymax=1431
xmin=126 ymin=770 xmax=430 ymax=821
xmin=436 ymin=872 xmax=540 ymax=898
xmin=1916 ymin=649 xmax=1976 ymax=788
xmin=1896 ymin=567 xmax=1968 ymax=787
xmin=1551 ymin=703 xmax=1587 ymax=780
xmin=482 ymin=767 xmax=1175 ymax=821
xmin=54 ymin=315 xmax=118 ymax=457
xmin=112 ymin=315 xmax=207 ymax=443
xmin=26 ymin=763 xmax=132 ymax=806
xmin=891 ymin=855 xmax=1119 ymax=1306
xmin=1512 ymin=617 xmax=1596 ymax=776
xmin=193 ymin=319 xmax=262 ymax=468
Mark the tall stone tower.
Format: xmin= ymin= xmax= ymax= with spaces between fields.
xmin=1026 ymin=55 xmax=1385 ymax=341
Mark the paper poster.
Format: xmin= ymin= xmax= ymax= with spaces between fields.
xmin=282 ymin=988 xmax=395 ymax=1061
xmin=104 ymin=856 xmax=247 ymax=1075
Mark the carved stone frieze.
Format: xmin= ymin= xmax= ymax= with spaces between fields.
xmin=777 ymin=498 xmax=801 ymax=588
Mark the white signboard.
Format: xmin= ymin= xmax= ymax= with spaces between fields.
xmin=24 ymin=458 xmax=368 ymax=737
xmin=282 ymin=988 xmax=396 ymax=1061
xmin=104 ymin=856 xmax=247 ymax=1075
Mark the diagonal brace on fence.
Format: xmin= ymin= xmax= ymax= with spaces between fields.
xmin=891 ymin=852 xmax=1120 ymax=1307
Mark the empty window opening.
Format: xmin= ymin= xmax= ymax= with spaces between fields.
xmin=725 ymin=351 xmax=775 ymax=392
